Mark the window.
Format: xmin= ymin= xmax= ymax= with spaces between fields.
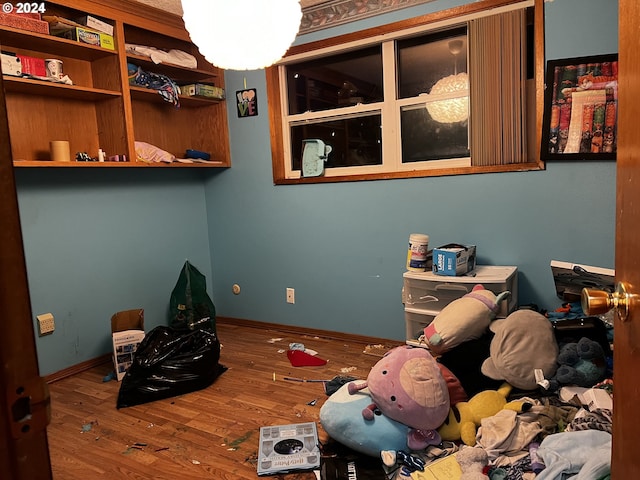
xmin=266 ymin=0 xmax=544 ymax=184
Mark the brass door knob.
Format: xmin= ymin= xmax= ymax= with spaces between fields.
xmin=581 ymin=282 xmax=631 ymax=322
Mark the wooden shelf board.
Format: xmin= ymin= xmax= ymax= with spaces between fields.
xmin=129 ymin=85 xmax=223 ymax=107
xmin=12 ymin=160 xmax=228 ymax=168
xmin=0 ymin=25 xmax=118 ymax=61
xmin=3 ymin=76 xmax=121 ymax=100
xmin=126 ymin=54 xmax=219 ymax=82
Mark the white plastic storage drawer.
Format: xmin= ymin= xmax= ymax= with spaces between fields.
xmin=402 ymin=265 xmax=518 ymax=318
xmin=405 ymin=308 xmax=437 ymax=347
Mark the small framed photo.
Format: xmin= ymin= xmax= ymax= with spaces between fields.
xmin=541 ymin=54 xmax=618 ymax=160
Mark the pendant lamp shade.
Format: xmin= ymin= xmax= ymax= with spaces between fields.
xmin=425 ymin=72 xmax=469 ymax=124
xmin=181 ymin=0 xmax=302 ymax=71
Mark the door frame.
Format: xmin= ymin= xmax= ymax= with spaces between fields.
xmin=0 ymin=69 xmax=53 ymax=480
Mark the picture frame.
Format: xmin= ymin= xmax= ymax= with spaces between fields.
xmin=541 ymin=53 xmax=618 ymax=160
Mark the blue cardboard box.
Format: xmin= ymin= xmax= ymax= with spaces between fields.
xmin=432 ymin=244 xmax=476 ymax=276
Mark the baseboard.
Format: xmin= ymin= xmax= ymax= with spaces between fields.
xmin=216 ymin=316 xmax=403 ymax=347
xmin=44 ymin=318 xmax=401 ymax=384
xmin=45 ymin=353 xmax=111 ymax=384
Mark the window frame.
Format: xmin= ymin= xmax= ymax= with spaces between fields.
xmin=266 ymin=0 xmax=545 ymax=184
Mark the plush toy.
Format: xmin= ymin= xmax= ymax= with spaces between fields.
xmin=348 ymin=345 xmax=450 ymax=451
xmin=438 ymin=382 xmax=531 ymax=446
xmin=422 ymin=285 xmax=510 ymax=355
xmin=319 ymin=380 xmax=410 ymax=457
xmin=456 ymin=447 xmax=489 ymax=480
xmin=544 ymin=336 xmax=607 ymax=392
xmin=481 ymin=309 xmax=559 ymax=391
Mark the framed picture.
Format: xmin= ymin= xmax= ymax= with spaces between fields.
xmin=541 ymin=54 xmax=618 ymax=160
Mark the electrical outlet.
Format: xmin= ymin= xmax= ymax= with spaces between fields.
xmin=37 ymin=313 xmax=55 ymax=336
xmin=286 ymin=288 xmax=295 ymax=304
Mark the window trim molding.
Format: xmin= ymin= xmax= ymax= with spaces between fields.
xmin=267 ymin=0 xmax=545 ymax=185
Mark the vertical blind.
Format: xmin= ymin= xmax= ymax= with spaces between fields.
xmin=469 ymin=8 xmax=528 ymax=166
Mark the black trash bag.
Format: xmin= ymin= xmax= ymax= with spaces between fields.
xmin=116 ymin=325 xmax=226 ymax=409
xmin=169 ymin=260 xmax=216 ymax=332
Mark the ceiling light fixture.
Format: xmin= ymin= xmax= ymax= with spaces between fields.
xmin=425 ymin=39 xmax=469 ymax=123
xmin=181 ymin=0 xmax=303 ymax=71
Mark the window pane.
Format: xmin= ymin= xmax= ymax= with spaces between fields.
xmin=290 ymin=114 xmax=382 ymax=170
xmin=397 ymin=28 xmax=467 ymax=99
xmin=400 ymin=105 xmax=469 ymax=162
xmin=286 ymin=46 xmax=383 ymax=115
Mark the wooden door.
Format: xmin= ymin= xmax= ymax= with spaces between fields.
xmin=611 ymin=0 xmax=640 ymax=476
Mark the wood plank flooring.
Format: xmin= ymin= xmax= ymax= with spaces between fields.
xmin=47 ymin=320 xmax=403 ymax=479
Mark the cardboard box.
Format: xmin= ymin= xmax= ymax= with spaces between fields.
xmin=17 ymin=54 xmax=45 ymax=76
xmin=111 ymin=309 xmax=145 ymax=381
xmin=0 ymin=13 xmax=49 ymax=34
xmin=432 ymin=244 xmax=476 ymax=276
xmin=181 ymin=83 xmax=225 ymax=99
xmin=61 ymin=27 xmax=115 ymax=50
xmin=76 ymin=15 xmax=113 ymax=36
xmin=112 ymin=330 xmax=145 ymax=381
xmin=1 ymin=53 xmax=21 ymax=76
xmin=111 ymin=308 xmax=144 ymax=332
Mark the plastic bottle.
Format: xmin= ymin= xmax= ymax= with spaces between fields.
xmin=406 ymin=234 xmax=429 ymax=271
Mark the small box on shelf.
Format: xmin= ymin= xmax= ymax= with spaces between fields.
xmin=17 ymin=54 xmax=45 ymax=76
xmin=59 ymin=27 xmax=115 ymax=50
xmin=76 ymin=15 xmax=113 ymax=36
xmin=181 ymin=83 xmax=225 ymax=99
xmin=1 ymin=52 xmax=21 ymax=76
xmin=0 ymin=13 xmax=49 ymax=34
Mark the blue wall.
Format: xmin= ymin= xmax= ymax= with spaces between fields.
xmin=15 ymin=0 xmax=618 ymax=376
xmin=206 ymin=0 xmax=618 ymax=337
xmin=16 ymin=169 xmax=216 ymax=375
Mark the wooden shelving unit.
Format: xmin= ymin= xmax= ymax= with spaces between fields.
xmin=1 ymin=0 xmax=230 ymax=168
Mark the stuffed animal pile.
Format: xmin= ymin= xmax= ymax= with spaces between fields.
xmin=319 ymin=284 xmax=613 ymax=477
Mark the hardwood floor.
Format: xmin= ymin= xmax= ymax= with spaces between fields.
xmin=47 ymin=319 xmax=403 ymax=479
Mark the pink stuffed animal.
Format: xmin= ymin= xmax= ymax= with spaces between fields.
xmin=348 ymin=345 xmax=450 ymax=450
xmin=422 ymin=285 xmax=510 ymax=355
